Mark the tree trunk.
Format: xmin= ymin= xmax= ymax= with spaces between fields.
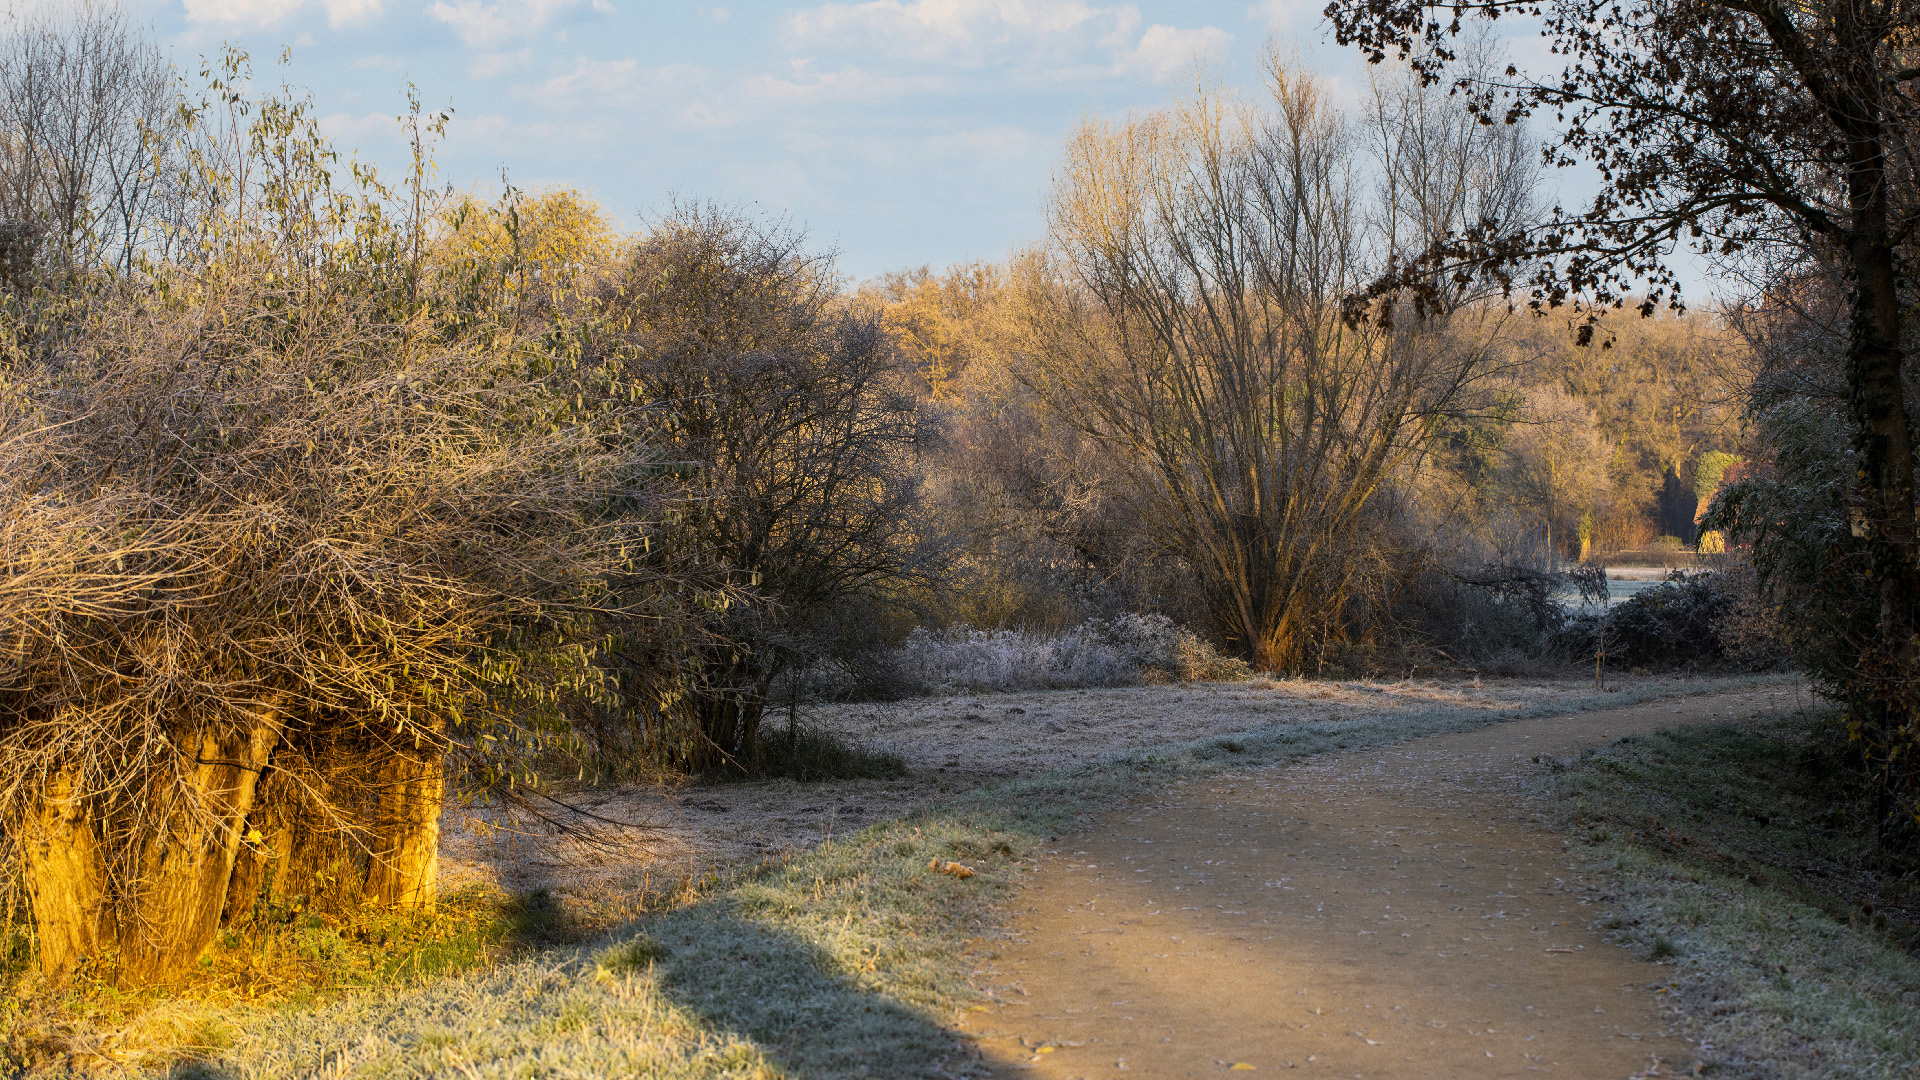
xmin=221 ymin=767 xmax=304 ymax=927
xmin=116 ymin=704 xmax=283 ymax=986
xmin=221 ymin=817 xmax=272 ymax=928
xmin=690 ymin=656 xmax=768 ymax=770
xmin=1845 ymin=153 xmax=1919 ymax=804
xmin=1850 ymin=242 xmax=1917 ymax=624
xmin=21 ymin=767 xmax=115 ymax=977
xmin=1253 ymin=608 xmax=1303 ymax=675
xmin=361 ymin=747 xmax=445 ymax=909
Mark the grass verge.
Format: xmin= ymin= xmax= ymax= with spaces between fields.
xmin=19 ymin=673 xmax=1790 ymax=1078
xmin=1 ymin=884 xmax=584 ymax=1075
xmin=1537 ymin=711 xmax=1920 ymax=1080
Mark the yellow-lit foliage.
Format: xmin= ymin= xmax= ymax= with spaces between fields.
xmin=432 ymin=187 xmax=619 ymax=308
xmin=863 ymin=260 xmax=1133 ymax=632
xmin=1514 ymin=306 xmax=1745 ymax=517
xmin=867 ymin=261 xmax=1006 ymax=402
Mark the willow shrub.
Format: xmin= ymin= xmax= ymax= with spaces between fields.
xmin=0 ymin=63 xmax=702 ymax=987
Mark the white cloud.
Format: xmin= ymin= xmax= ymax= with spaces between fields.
xmin=744 ymin=66 xmax=952 ymax=106
xmin=919 ymin=124 xmax=1041 ymax=164
xmin=1501 ymin=30 xmax=1567 ymax=85
xmin=1245 ymin=0 xmax=1312 ymax=29
xmin=320 ymin=0 xmax=380 ymax=25
xmin=788 ymin=0 xmax=1121 ymax=65
xmin=461 ymin=113 xmax=513 ymax=141
xmin=182 ymin=0 xmax=304 ymax=24
xmin=521 ymin=59 xmax=752 ymax=132
xmin=318 ymin=110 xmax=404 ymax=145
xmin=426 ymin=0 xmax=590 ymax=49
xmin=471 ymin=49 xmax=533 ymax=79
xmin=1123 ymin=23 xmax=1229 ymax=82
xmin=510 ymin=55 xmax=952 ymax=141
xmin=786 ymin=0 xmax=1228 ymax=84
xmin=533 ymin=56 xmax=641 ymax=99
xmin=182 ymin=0 xmax=381 ymax=27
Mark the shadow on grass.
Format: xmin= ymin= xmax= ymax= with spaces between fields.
xmin=723 ymin=725 xmax=911 ymax=783
xmin=1538 ymin=710 xmax=1920 ymax=1078
xmin=1545 ymin=710 xmax=1920 ymax=952
xmin=160 ymin=819 xmax=1006 ymax=1080
xmin=637 ymin=902 xmax=978 ymax=1077
xmin=496 ymin=888 xmax=580 ymax=951
xmin=163 ymin=920 xmax=974 ymax=1079
xmin=615 ymin=816 xmax=1011 ymax=1077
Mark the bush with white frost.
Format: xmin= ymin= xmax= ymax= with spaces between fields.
xmin=887 ymin=615 xmax=1250 ymax=694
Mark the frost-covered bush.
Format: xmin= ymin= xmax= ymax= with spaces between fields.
xmin=1098 ymin=613 xmax=1254 ymax=683
xmin=884 ymin=615 xmax=1250 ymax=694
xmin=1556 ymin=570 xmax=1785 ymax=670
xmin=890 ymin=625 xmax=1132 ymax=692
xmin=1603 ymin=573 xmax=1731 ymax=666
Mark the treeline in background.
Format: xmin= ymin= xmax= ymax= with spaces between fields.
xmin=0 ymin=8 xmax=1837 ymax=990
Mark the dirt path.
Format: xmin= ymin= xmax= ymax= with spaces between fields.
xmin=963 ymin=685 xmax=1807 ymax=1079
xmin=438 ymin=676 xmax=1683 ymax=914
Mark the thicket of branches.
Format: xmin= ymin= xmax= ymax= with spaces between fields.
xmin=0 ymin=7 xmax=939 ymax=983
xmin=872 ymin=56 xmax=1751 ymax=675
xmin=572 ymin=207 xmax=930 ymax=770
xmin=1015 ymin=59 xmax=1537 ymax=671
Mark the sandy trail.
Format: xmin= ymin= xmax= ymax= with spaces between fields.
xmin=964 ymin=685 xmax=1805 ymax=1079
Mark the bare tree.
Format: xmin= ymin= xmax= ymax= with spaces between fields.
xmin=1018 ymin=55 xmax=1532 ymax=670
xmin=1500 ymin=386 xmax=1614 ymax=564
xmin=0 ymin=1 xmax=179 ymax=277
xmin=1328 ymin=0 xmax=1920 ymax=819
xmin=1362 ymin=38 xmax=1536 ymax=305
xmin=581 ymin=206 xmax=930 ymax=769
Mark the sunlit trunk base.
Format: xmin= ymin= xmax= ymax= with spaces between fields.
xmin=362 ymin=751 xmax=444 ymax=909
xmin=27 ymin=707 xmax=284 ymax=985
xmin=22 ymin=768 xmax=115 ymax=978
xmin=116 ymin=708 xmax=283 ymax=986
xmin=223 ymin=742 xmax=448 ymax=925
xmin=1249 ymin=602 xmax=1308 ymax=675
xmin=30 ymin=744 xmax=450 ymax=978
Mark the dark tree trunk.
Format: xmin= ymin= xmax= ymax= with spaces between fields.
xmin=1843 ymin=114 xmax=1919 ymax=810
xmin=1849 ymin=237 xmax=1917 ymax=648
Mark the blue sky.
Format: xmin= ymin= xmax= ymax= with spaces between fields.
xmin=119 ymin=0 xmax=1405 ymax=281
xmin=122 ymin=0 xmax=1700 ymax=294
